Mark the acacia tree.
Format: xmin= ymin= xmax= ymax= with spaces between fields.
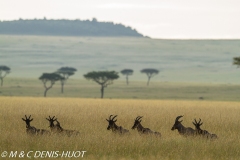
xmin=55 ymin=67 xmax=77 ymax=93
xmin=0 ymin=65 xmax=11 ymax=87
xmin=39 ymin=73 xmax=64 ymax=97
xmin=121 ymin=69 xmax=133 ymax=85
xmin=84 ymin=71 xmax=119 ymax=98
xmin=141 ymin=68 xmax=159 ymax=86
xmin=233 ymin=57 xmax=240 ymax=67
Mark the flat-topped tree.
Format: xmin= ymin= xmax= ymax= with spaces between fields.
xmin=141 ymin=68 xmax=159 ymax=86
xmin=121 ymin=69 xmax=133 ymax=85
xmin=55 ymin=67 xmax=77 ymax=93
xmin=0 ymin=65 xmax=11 ymax=86
xmin=233 ymin=57 xmax=240 ymax=67
xmin=39 ymin=73 xmax=64 ymax=97
xmin=84 ymin=71 xmax=119 ymax=98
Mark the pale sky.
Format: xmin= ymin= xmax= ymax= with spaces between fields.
xmin=0 ymin=0 xmax=239 ymax=39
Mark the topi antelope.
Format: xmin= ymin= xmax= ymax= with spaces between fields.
xmin=106 ymin=115 xmax=130 ymax=134
xmin=192 ymin=118 xmax=217 ymax=139
xmin=131 ymin=116 xmax=161 ymax=136
xmin=55 ymin=120 xmax=80 ymax=137
xmin=171 ymin=115 xmax=195 ymax=136
xmin=46 ymin=116 xmax=60 ymax=133
xmin=46 ymin=116 xmax=79 ymax=136
xmin=22 ymin=115 xmax=50 ymax=135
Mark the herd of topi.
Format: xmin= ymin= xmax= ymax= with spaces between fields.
xmin=22 ymin=115 xmax=80 ymax=137
xmin=22 ymin=115 xmax=217 ymax=139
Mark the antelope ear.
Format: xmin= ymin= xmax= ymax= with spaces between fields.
xmin=179 ymin=120 xmax=183 ymax=123
xmin=192 ymin=122 xmax=196 ymax=125
xmin=106 ymin=119 xmax=109 ymax=122
xmin=200 ymin=122 xmax=203 ymax=126
xmin=139 ymin=120 xmax=142 ymax=122
xmin=46 ymin=118 xmax=49 ymax=121
xmin=114 ymin=120 xmax=117 ymax=122
xmin=30 ymin=118 xmax=33 ymax=121
xmin=22 ymin=118 xmax=26 ymax=121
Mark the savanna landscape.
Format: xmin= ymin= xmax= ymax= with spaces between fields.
xmin=1 ymin=34 xmax=240 ymax=160
xmin=1 ymin=97 xmax=240 ymax=159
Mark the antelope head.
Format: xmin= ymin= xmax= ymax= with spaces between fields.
xmin=131 ymin=116 xmax=143 ymax=129
xmin=192 ymin=118 xmax=203 ymax=130
xmin=46 ymin=116 xmax=57 ymax=128
xmin=192 ymin=118 xmax=203 ymax=134
xmin=106 ymin=115 xmax=117 ymax=130
xmin=171 ymin=115 xmax=184 ymax=130
xmin=22 ymin=115 xmax=33 ymax=128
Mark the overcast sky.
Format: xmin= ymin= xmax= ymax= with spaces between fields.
xmin=0 ymin=0 xmax=239 ymax=39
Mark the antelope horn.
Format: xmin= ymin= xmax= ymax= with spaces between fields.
xmin=192 ymin=119 xmax=197 ymax=125
xmin=199 ymin=118 xmax=203 ymax=125
xmin=194 ymin=119 xmax=197 ymax=124
xmin=176 ymin=115 xmax=183 ymax=122
xmin=29 ymin=115 xmax=32 ymax=119
xmin=109 ymin=115 xmax=113 ymax=120
xmin=135 ymin=116 xmax=141 ymax=120
xmin=198 ymin=118 xmax=202 ymax=123
xmin=137 ymin=116 xmax=143 ymax=121
xmin=112 ymin=115 xmax=118 ymax=121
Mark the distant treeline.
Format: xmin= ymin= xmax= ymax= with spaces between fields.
xmin=0 ymin=18 xmax=144 ymax=37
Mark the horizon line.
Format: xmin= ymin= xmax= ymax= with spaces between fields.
xmin=0 ymin=18 xmax=239 ymax=40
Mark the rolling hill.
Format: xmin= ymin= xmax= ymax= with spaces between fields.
xmin=0 ymin=18 xmax=143 ymax=37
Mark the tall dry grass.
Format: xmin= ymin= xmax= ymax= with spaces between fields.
xmin=0 ymin=97 xmax=240 ymax=159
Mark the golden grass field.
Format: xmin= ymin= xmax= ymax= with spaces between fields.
xmin=1 ymin=97 xmax=240 ymax=160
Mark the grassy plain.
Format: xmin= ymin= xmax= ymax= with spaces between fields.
xmin=0 ymin=35 xmax=240 ymax=83
xmin=1 ymin=97 xmax=240 ymax=160
xmin=1 ymin=77 xmax=240 ymax=101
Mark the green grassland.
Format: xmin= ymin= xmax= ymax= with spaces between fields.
xmin=0 ymin=35 xmax=240 ymax=83
xmin=1 ymin=77 xmax=240 ymax=101
xmin=1 ymin=35 xmax=240 ymax=101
